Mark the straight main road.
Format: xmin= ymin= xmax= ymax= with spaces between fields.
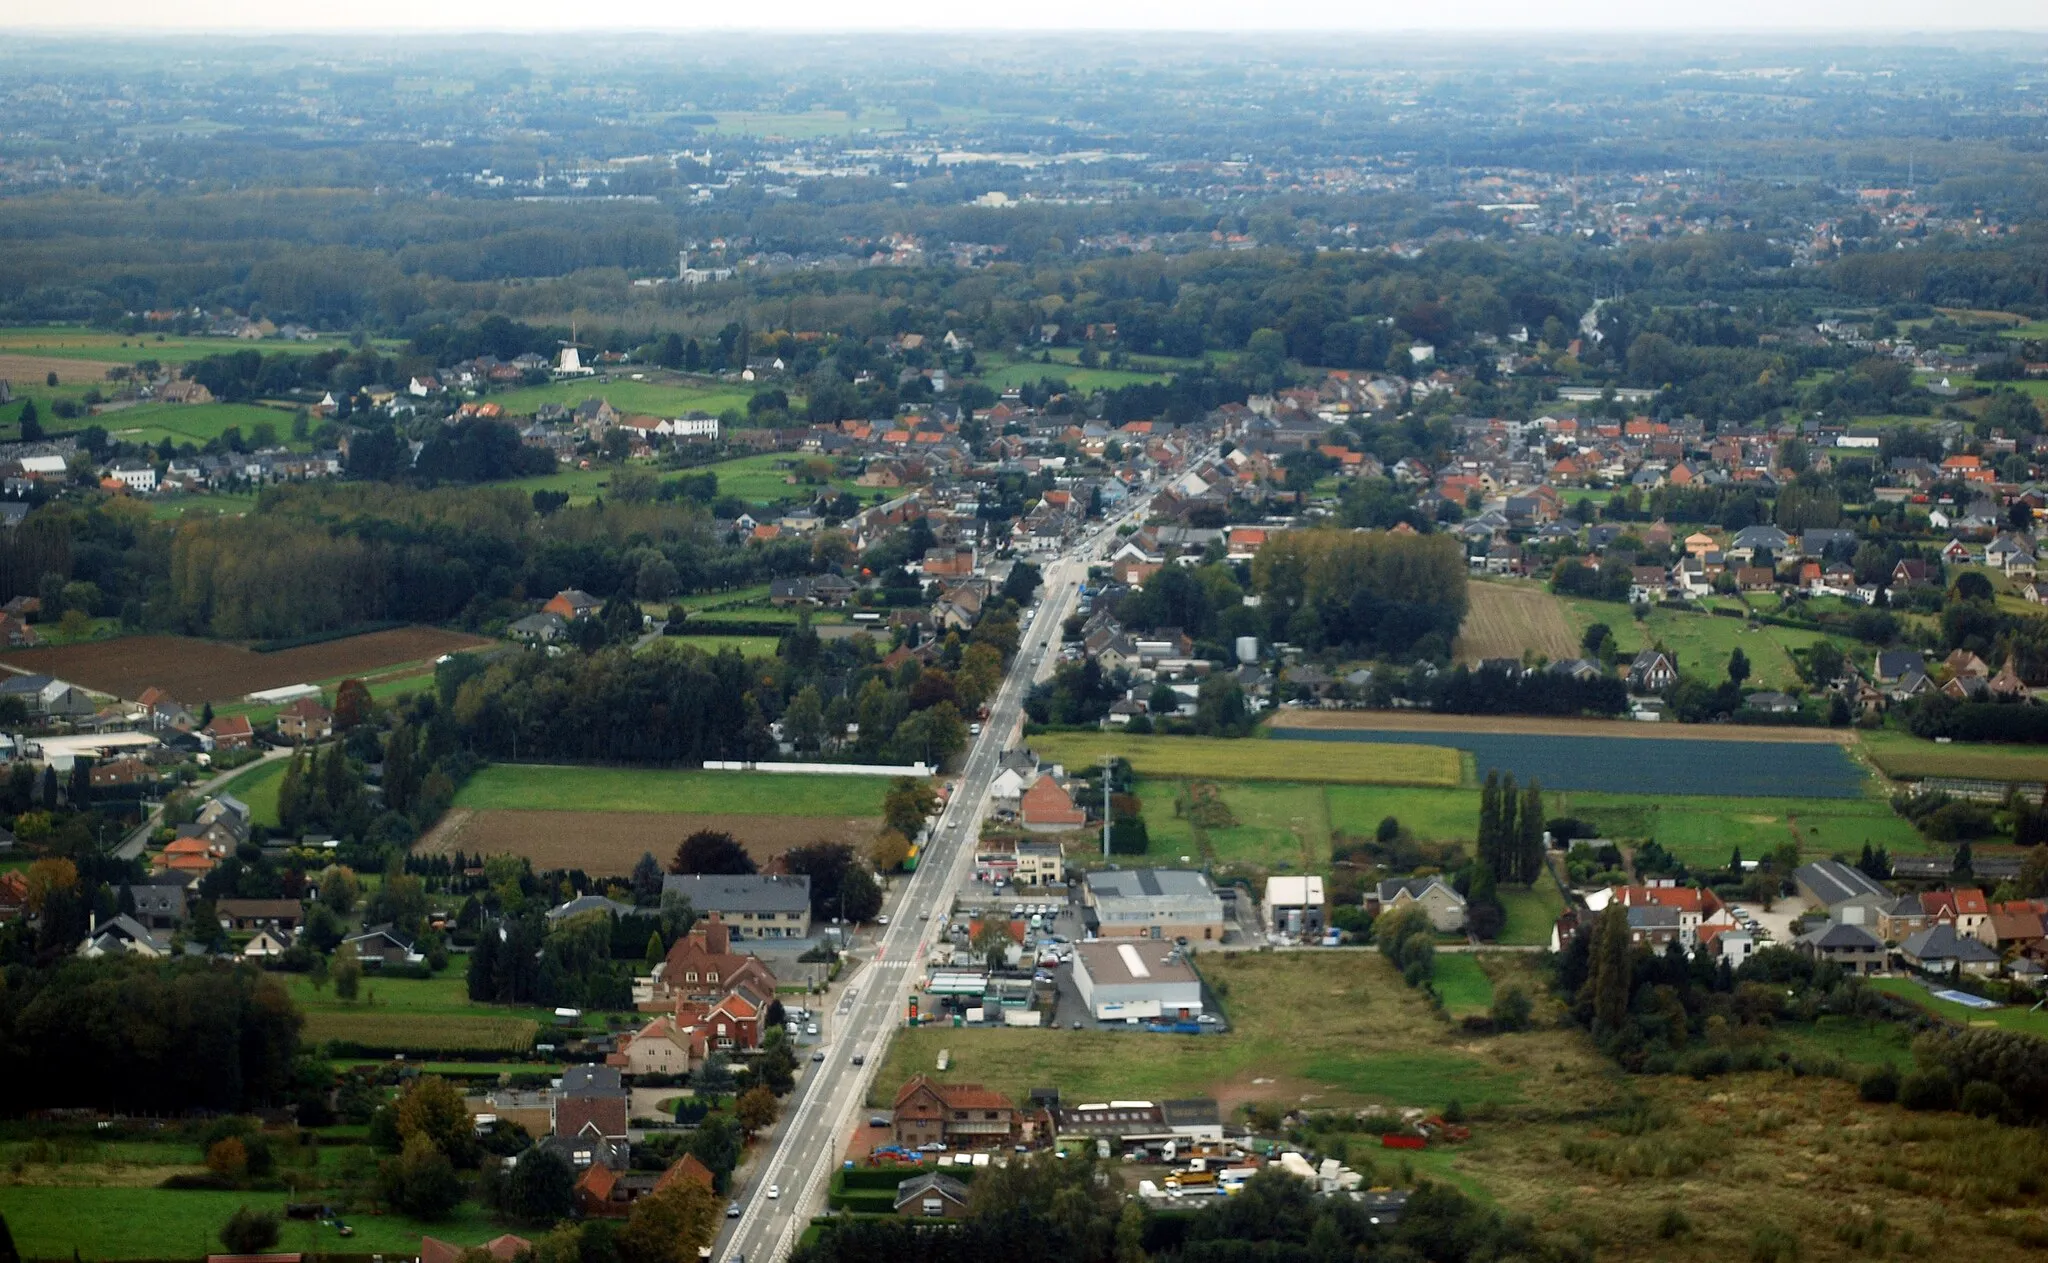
xmin=716 ymin=483 xmax=1172 ymax=1263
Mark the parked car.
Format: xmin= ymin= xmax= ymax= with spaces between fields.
xmin=727 ymin=1202 xmax=741 ymax=1218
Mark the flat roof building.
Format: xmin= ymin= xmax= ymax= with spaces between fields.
xmin=1082 ymin=868 xmax=1226 ymax=942
xmin=1072 ymin=940 xmax=1204 ymax=1023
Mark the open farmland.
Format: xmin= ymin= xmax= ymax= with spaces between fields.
xmin=488 ymin=375 xmax=756 ymax=418
xmin=418 ymin=807 xmax=878 ymax=873
xmin=1270 ymin=710 xmax=1852 ymax=742
xmin=1453 ymin=581 xmax=1580 ymax=665
xmin=1027 ymin=732 xmax=1460 ymax=786
xmin=0 ymin=626 xmax=490 ymax=702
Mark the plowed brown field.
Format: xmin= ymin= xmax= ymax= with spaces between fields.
xmin=0 ymin=626 xmax=491 ymax=702
xmin=416 ymin=808 xmax=879 ymax=876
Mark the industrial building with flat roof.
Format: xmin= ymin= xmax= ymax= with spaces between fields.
xmin=1081 ymin=868 xmax=1227 ymax=941
xmin=1072 ymin=940 xmax=1204 ymax=1022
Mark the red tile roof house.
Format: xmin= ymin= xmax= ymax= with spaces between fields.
xmin=204 ymin=714 xmax=255 ymax=751
xmin=1019 ymin=777 xmax=1087 ymax=833
xmin=552 ymin=1064 xmax=630 ymax=1169
xmin=650 ymin=914 xmax=779 ymax=1007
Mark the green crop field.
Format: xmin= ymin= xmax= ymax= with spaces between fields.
xmin=977 ymin=355 xmax=1177 ymax=392
xmin=453 ymin=763 xmax=894 ymax=815
xmin=488 ymin=376 xmax=757 ymax=417
xmin=1028 ymin=732 xmax=1461 ymax=786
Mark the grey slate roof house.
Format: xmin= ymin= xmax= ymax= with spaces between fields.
xmin=659 ymin=873 xmax=812 ymax=939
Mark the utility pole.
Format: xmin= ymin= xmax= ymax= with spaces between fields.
xmin=1102 ymin=754 xmax=1112 ymax=860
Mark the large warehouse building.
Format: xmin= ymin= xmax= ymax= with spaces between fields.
xmin=1072 ymin=940 xmax=1204 ymax=1023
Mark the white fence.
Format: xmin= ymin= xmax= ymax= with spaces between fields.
xmin=700 ymin=760 xmax=934 ymax=777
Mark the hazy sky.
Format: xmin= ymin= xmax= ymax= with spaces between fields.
xmin=14 ymin=0 xmax=2048 ymax=32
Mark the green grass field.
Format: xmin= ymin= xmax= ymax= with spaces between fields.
xmin=1560 ymin=790 xmax=1929 ymax=868
xmin=487 ymin=376 xmax=756 ymax=418
xmin=1557 ymin=596 xmax=1846 ymax=693
xmin=219 ymin=758 xmax=288 ymax=828
xmin=1859 ymin=730 xmax=2048 ymax=783
xmin=977 ymin=356 xmax=1177 ymax=392
xmin=700 ymin=452 xmax=867 ymax=504
xmin=453 ymin=763 xmax=894 ymax=815
xmin=0 ymin=1184 xmax=505 ymax=1258
xmin=1434 ymin=954 xmax=1495 ymax=1015
xmin=0 ymin=324 xmax=367 ymax=364
xmin=93 ymin=401 xmax=305 ymax=450
xmin=1497 ymin=882 xmax=1564 ymax=946
xmin=1868 ymin=978 xmax=2048 ymax=1038
xmin=1326 ymin=784 xmax=1482 ymax=842
xmin=1028 ymin=732 xmax=1461 ymax=787
xmin=285 ymin=972 xmax=562 ymax=1054
xmin=1135 ymin=781 xmax=1333 ymax=871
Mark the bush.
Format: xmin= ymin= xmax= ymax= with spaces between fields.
xmin=1899 ymin=1068 xmax=1956 ymax=1112
xmin=1749 ymin=1224 xmax=1800 ymax=1263
xmin=1679 ymin=1048 xmax=1733 ymax=1079
xmin=1858 ymin=1063 xmax=1899 ymax=1104
xmin=1960 ymin=1079 xmax=2009 ymax=1119
xmin=1656 ymin=1207 xmax=1693 ymax=1240
xmin=219 ymin=1207 xmax=281 ymax=1254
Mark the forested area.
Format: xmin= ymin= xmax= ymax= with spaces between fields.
xmin=0 ymin=484 xmax=833 ymax=640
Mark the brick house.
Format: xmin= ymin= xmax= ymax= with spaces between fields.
xmin=205 ymin=715 xmax=255 ymax=751
xmin=1020 ymin=777 xmax=1087 ymax=832
xmin=651 ymin=915 xmax=779 ymax=1006
xmin=890 ymin=1073 xmax=1020 ymax=1149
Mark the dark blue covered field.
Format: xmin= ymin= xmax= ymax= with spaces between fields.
xmin=1271 ymin=726 xmax=1867 ymax=797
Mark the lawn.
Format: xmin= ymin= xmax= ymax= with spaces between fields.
xmin=452 ymin=763 xmax=894 ymax=815
xmin=1027 ymin=732 xmax=1461 ymax=787
xmin=977 ymin=358 xmax=1177 ymax=392
xmin=0 ymin=1184 xmax=505 ymax=1258
xmin=1868 ymin=978 xmax=2048 ymax=1038
xmin=488 ymin=376 xmax=756 ymax=418
xmin=219 ymin=758 xmax=287 ymax=828
xmin=871 ymin=951 xmax=1572 ymax=1113
xmin=1859 ymin=729 xmax=2048 ymax=783
xmin=1496 ymin=882 xmax=1564 ymax=946
xmin=1433 ymin=954 xmax=1495 ymax=1015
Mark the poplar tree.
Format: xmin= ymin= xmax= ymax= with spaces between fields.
xmin=1518 ymin=781 xmax=1546 ymax=884
xmin=1590 ymin=902 xmax=1632 ymax=1035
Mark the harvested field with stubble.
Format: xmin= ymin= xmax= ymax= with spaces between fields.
xmin=0 ymin=626 xmax=491 ymax=701
xmin=1453 ymin=581 xmax=1580 ymax=665
xmin=417 ymin=808 xmax=879 ymax=875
